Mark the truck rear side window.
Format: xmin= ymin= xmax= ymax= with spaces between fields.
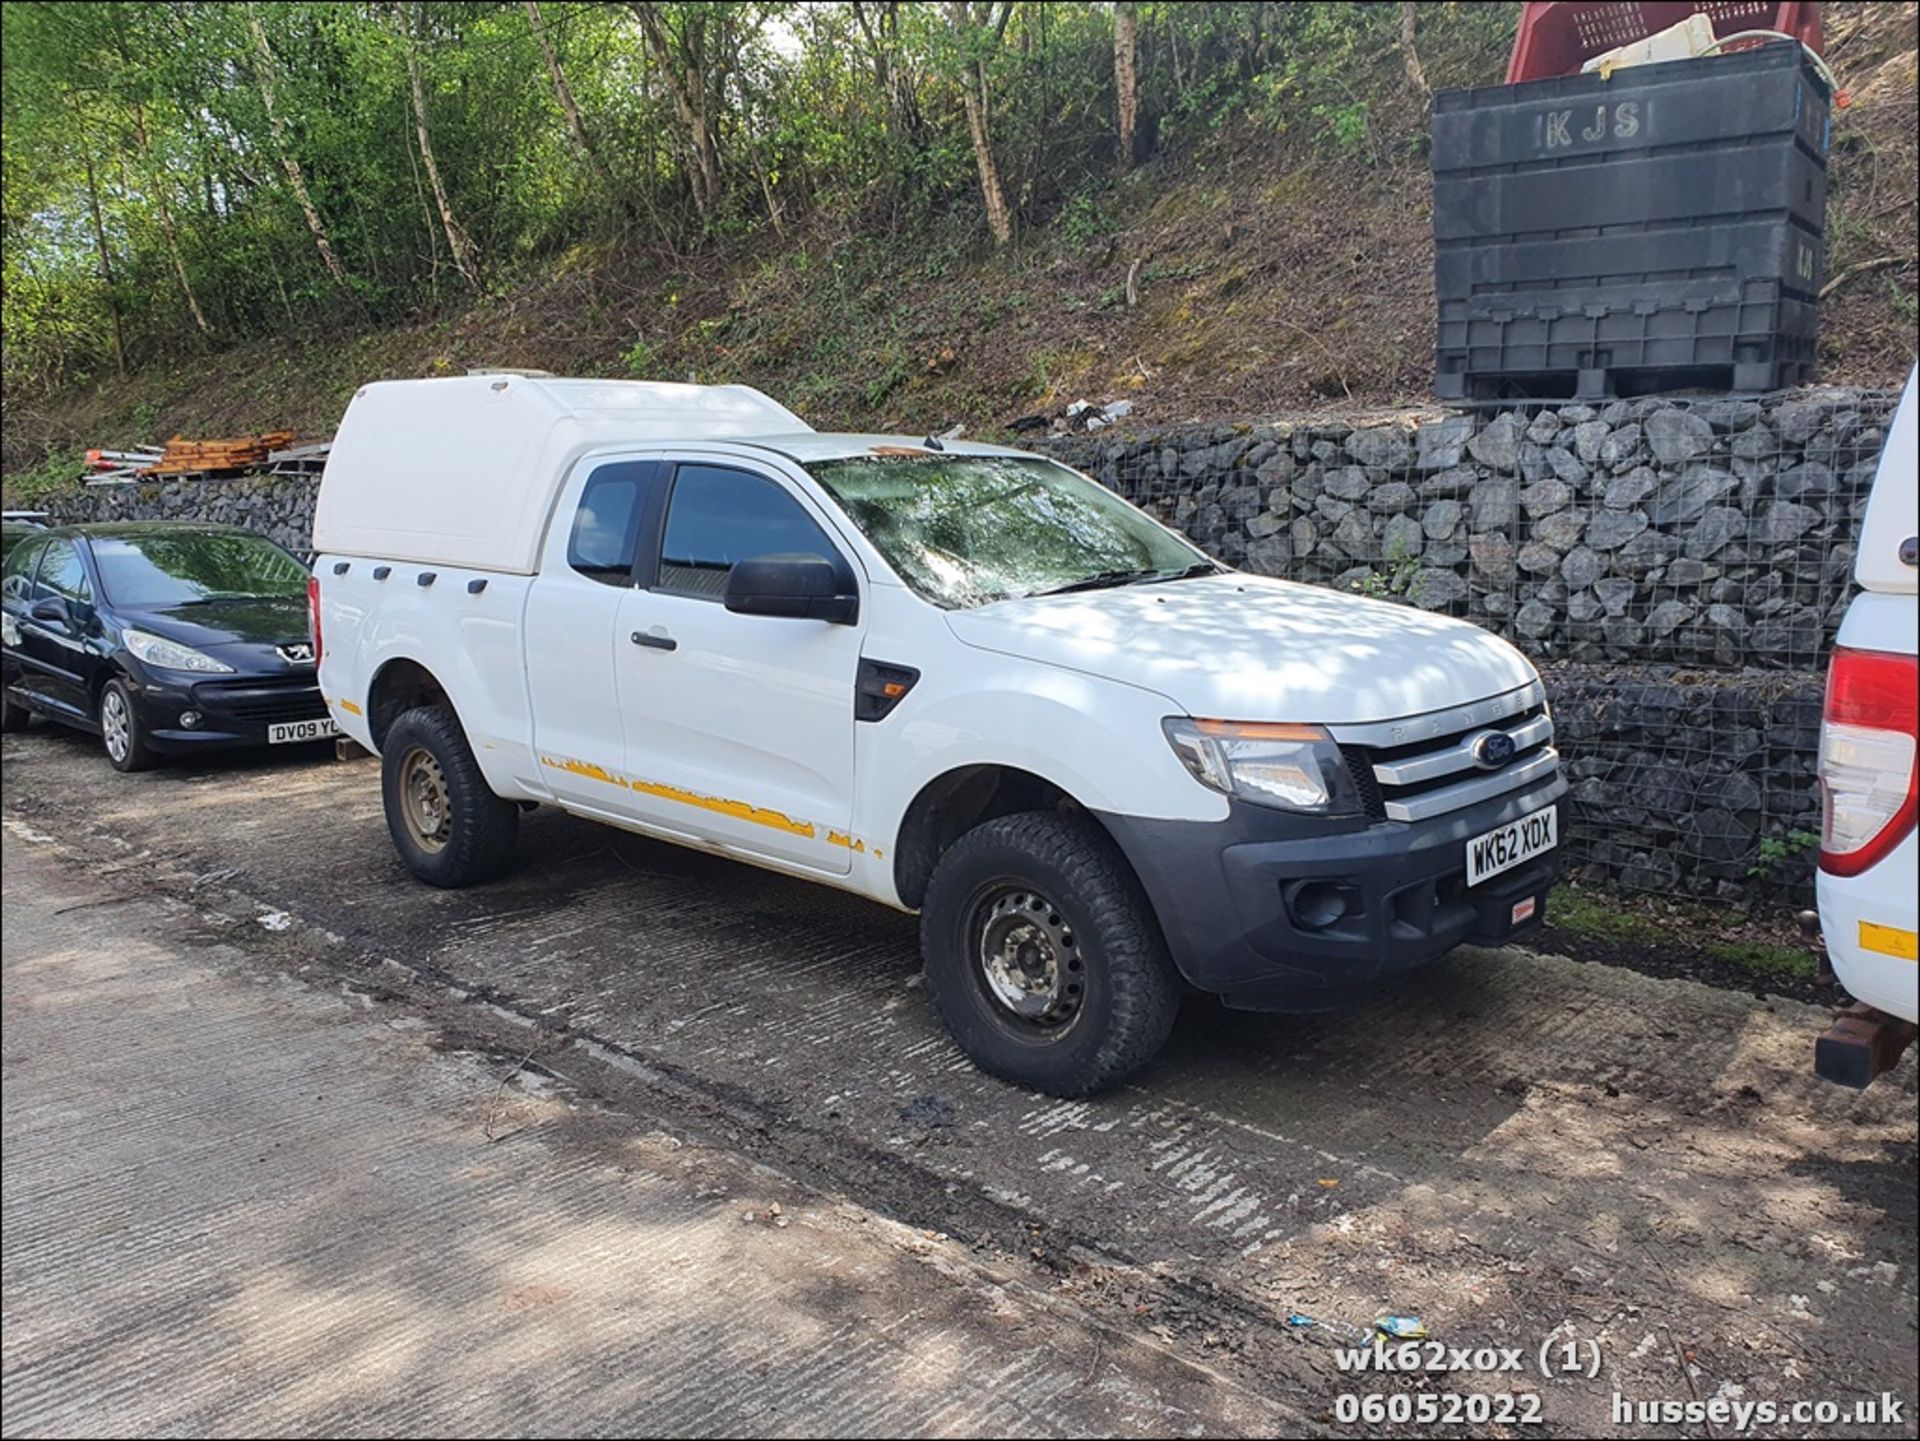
xmin=568 ymin=463 xmax=652 ymax=585
xmin=657 ymin=464 xmax=840 ymax=599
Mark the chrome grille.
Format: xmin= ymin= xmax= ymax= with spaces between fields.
xmin=1333 ymin=681 xmax=1559 ymax=823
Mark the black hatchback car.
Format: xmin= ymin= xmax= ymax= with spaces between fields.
xmin=1 ymin=522 xmax=335 ymax=771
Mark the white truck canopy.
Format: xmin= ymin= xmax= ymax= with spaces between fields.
xmin=311 ymin=375 xmax=811 ymax=574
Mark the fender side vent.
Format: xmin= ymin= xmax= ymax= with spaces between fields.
xmin=856 ymin=660 xmax=920 ymax=722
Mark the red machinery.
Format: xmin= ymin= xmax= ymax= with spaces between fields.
xmin=1506 ymin=1 xmax=1824 ymax=83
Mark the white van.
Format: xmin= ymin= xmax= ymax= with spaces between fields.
xmin=310 ymin=375 xmax=1565 ymax=1094
xmin=1814 ymin=366 xmax=1919 ymax=1087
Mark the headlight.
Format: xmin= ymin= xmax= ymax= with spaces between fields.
xmin=1162 ymin=718 xmax=1362 ymax=815
xmin=121 ymin=628 xmax=234 ymax=674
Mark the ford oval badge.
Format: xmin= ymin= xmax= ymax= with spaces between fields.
xmin=1471 ymin=731 xmax=1516 ymax=770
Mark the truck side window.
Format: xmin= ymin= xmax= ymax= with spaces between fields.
xmin=657 ymin=464 xmax=841 ymax=600
xmin=567 ymin=462 xmax=652 ymax=586
xmin=32 ymin=540 xmax=91 ymax=605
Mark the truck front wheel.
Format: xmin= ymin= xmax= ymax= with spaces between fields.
xmin=921 ymin=811 xmax=1180 ymax=1097
xmin=381 ymin=705 xmax=519 ymax=887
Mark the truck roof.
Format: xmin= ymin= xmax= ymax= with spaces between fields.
xmin=311 ymin=376 xmax=1047 ymax=574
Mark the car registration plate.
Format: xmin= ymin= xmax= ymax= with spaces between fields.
xmin=1466 ymin=804 xmax=1556 ymax=887
xmin=269 ymin=717 xmax=340 ymax=745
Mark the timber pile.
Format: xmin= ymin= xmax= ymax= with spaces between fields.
xmin=146 ymin=430 xmax=296 ymax=476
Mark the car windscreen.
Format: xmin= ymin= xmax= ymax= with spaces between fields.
xmin=90 ymin=532 xmax=309 ymax=608
xmin=805 ymin=454 xmax=1205 ymax=609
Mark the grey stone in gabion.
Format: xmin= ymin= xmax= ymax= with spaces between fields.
xmin=1382 ymin=513 xmax=1424 ymax=559
xmin=1572 ymin=419 xmax=1611 ymax=463
xmin=1617 ymin=530 xmax=1682 ymax=575
xmin=1290 ymin=515 xmax=1318 ymax=554
xmin=1345 ymin=426 xmax=1415 ymax=471
xmin=1406 ymin=568 xmax=1469 ymax=609
xmin=1245 ymin=536 xmax=1291 ymax=573
xmin=1649 ymin=465 xmax=1738 ymax=527
xmin=1594 ymin=576 xmax=1638 ymax=615
xmin=1755 ymin=499 xmax=1819 ymax=544
xmin=1424 ymin=542 xmax=1469 ymax=568
xmin=1519 ymin=442 xmax=1557 ymax=484
xmin=1561 ymin=545 xmax=1603 ymax=590
xmin=1415 ymin=415 xmax=1474 ymax=471
xmin=1292 ymin=464 xmax=1326 ymax=503
xmin=1334 ymin=565 xmax=1375 ymax=592
xmin=1682 ymin=506 xmax=1746 ymax=560
xmin=1559 ymin=404 xmax=1597 ymax=423
xmin=1469 ymin=479 xmax=1519 ymax=532
xmin=1422 ymin=498 xmax=1463 ymax=540
xmin=1665 ymin=557 xmax=1718 ymax=587
xmin=1730 ymin=423 xmax=1777 ymax=463
xmin=1315 ymin=495 xmax=1354 ymax=523
xmin=1772 ymin=400 xmax=1826 ymax=445
xmin=1470 ymin=532 xmax=1515 ymax=582
xmin=1479 ymin=592 xmax=1514 ymax=617
xmin=1644 ymin=408 xmax=1715 ymax=464
xmin=1697 ymin=771 xmax=1764 ymax=813
xmin=1525 ymin=410 xmax=1562 ymax=444
xmin=1245 ymin=510 xmax=1285 ymax=539
xmin=1648 ymin=599 xmax=1696 ymax=636
xmin=1702 ymin=398 xmax=1763 ymax=432
xmin=1514 ymin=599 xmax=1555 ymax=638
xmin=1519 ymin=476 xmax=1572 ymax=517
xmin=1602 ymin=614 xmax=1645 ymax=650
xmin=1567 ymin=588 xmax=1605 ymax=623
xmin=1159 ymin=447 xmax=1180 ymax=478
xmin=1545 ymin=446 xmax=1591 ymax=486
xmin=1772 ymin=461 xmax=1835 ymax=500
xmin=1517 ymin=540 xmax=1561 ymax=576
xmin=1418 ymin=467 xmax=1480 ymax=501
xmin=1533 ymin=509 xmax=1588 ymax=552
xmin=1325 ymin=466 xmax=1371 ymax=501
xmin=1467 ymin=412 xmax=1525 ymax=472
xmin=1599 ymin=423 xmax=1646 ymax=470
xmin=1189 ymin=503 xmax=1228 ymax=545
xmin=1332 ymin=509 xmax=1375 ymax=558
xmin=1750 ymin=608 xmax=1823 ymax=657
xmin=1255 ymin=450 xmax=1297 ymax=486
xmin=1585 ymin=509 xmax=1648 ymax=551
xmin=1602 ymin=466 xmax=1657 ymax=509
xmin=1366 ymin=480 xmax=1417 ymax=514
xmin=1310 ymin=438 xmax=1340 ymax=464
xmin=1220 ymin=484 xmax=1265 ymax=521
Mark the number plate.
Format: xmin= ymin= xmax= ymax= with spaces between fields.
xmin=1466 ymin=804 xmax=1557 ymax=887
xmin=268 ymin=717 xmax=340 ymax=745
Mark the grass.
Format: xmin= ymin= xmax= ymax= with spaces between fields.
xmin=1548 ymin=883 xmax=1818 ymax=983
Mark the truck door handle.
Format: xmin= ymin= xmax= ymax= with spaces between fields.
xmin=630 ymin=630 xmax=677 ymax=652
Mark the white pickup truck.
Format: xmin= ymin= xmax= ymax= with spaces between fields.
xmin=312 ymin=375 xmax=1565 ymax=1094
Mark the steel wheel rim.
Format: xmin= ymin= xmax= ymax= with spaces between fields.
xmin=971 ymin=885 xmax=1085 ymax=1033
xmin=399 ymin=746 xmax=452 ymax=854
xmin=101 ymin=689 xmax=130 ymax=763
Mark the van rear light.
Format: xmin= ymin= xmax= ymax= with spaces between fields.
xmin=1818 ymin=646 xmax=1918 ymax=877
xmin=307 ymin=573 xmax=323 ymax=667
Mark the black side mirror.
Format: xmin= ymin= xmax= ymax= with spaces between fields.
xmin=723 ymin=554 xmax=858 ymax=625
xmin=28 ymin=596 xmax=71 ymax=628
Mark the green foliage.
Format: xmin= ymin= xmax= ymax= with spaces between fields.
xmin=1748 ymin=828 xmax=1821 ymax=879
xmin=1349 ymin=539 xmax=1421 ymax=599
xmin=621 ymin=340 xmax=656 ymax=378
xmin=7 ymin=447 xmax=84 ymax=503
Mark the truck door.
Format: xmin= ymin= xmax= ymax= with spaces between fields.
xmin=523 ymin=458 xmax=661 ymax=813
xmin=614 ymin=459 xmax=861 ymax=875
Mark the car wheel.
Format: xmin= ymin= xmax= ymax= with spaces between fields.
xmin=99 ymin=677 xmax=156 ymax=772
xmin=381 ymin=704 xmax=519 ymax=887
xmin=0 ymin=683 xmax=28 ymax=733
xmin=921 ymin=810 xmax=1180 ymax=1097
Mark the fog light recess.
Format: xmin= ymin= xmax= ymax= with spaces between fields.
xmin=179 ymin=710 xmax=202 ymax=729
xmin=1285 ymin=879 xmax=1358 ymax=932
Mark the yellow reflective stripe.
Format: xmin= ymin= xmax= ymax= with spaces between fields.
xmin=337 ymin=699 xmax=363 ymax=716
xmin=540 ymin=754 xmax=846 ymax=845
xmin=1859 ymin=921 xmax=1919 ymax=962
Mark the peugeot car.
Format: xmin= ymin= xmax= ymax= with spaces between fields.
xmin=1 ymin=522 xmax=335 ymax=771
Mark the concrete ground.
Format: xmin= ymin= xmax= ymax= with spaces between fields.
xmin=1 ymin=834 xmax=1291 ymax=1438
xmin=3 ymin=724 xmax=1916 ymax=1437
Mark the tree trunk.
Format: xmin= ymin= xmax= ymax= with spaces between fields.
xmin=629 ymin=2 xmax=721 ymax=219
xmin=405 ymin=7 xmax=482 ymax=289
xmin=132 ymin=105 xmax=213 ymax=336
xmin=245 ymin=4 xmax=352 ymax=291
xmin=1113 ymin=1 xmax=1139 ymax=173
xmin=1399 ymin=1 xmax=1431 ymax=106
xmin=947 ymin=1 xmax=1013 ymax=246
xmin=525 ymin=0 xmax=617 ymax=193
xmin=81 ymin=145 xmax=128 ymax=377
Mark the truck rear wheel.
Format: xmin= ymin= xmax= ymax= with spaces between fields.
xmin=921 ymin=810 xmax=1179 ymax=1097
xmin=381 ymin=705 xmax=519 ymax=887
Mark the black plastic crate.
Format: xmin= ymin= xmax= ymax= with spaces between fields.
xmin=1432 ymin=44 xmax=1830 ymax=400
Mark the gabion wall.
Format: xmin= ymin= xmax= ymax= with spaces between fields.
xmin=47 ymin=386 xmax=1892 ymax=906
xmin=1037 ymin=387 xmax=1896 ymax=905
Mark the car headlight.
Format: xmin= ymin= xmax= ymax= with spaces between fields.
xmin=121 ymin=628 xmax=234 ymax=674
xmin=1162 ymin=717 xmax=1363 ymax=815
